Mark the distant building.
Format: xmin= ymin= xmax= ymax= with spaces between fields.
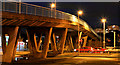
xmin=107 ymin=25 xmax=119 ymax=31
xmin=94 ymin=28 xmax=103 ymax=33
xmin=94 ymin=25 xmax=120 ymax=33
xmin=94 ymin=25 xmax=120 ymax=47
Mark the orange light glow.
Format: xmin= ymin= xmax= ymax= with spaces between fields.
xmin=78 ymin=10 xmax=83 ymax=15
xmin=51 ymin=3 xmax=55 ymax=8
xmin=101 ymin=18 xmax=107 ymax=23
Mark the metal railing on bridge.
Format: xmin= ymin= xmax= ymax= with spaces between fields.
xmin=2 ymin=2 xmax=100 ymax=38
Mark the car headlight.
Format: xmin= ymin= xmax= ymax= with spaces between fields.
xmin=91 ymin=48 xmax=94 ymax=51
xmin=74 ymin=49 xmax=76 ymax=51
xmin=105 ymin=50 xmax=108 ymax=51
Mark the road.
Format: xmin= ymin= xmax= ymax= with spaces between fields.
xmin=1 ymin=52 xmax=120 ymax=65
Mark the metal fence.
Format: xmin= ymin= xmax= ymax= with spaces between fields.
xmin=2 ymin=2 xmax=83 ymax=24
xmin=2 ymin=2 xmax=74 ymax=21
xmin=2 ymin=2 xmax=99 ymax=38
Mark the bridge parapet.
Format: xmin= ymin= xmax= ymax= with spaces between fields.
xmin=2 ymin=2 xmax=100 ymax=39
xmin=3 ymin=3 xmax=87 ymax=29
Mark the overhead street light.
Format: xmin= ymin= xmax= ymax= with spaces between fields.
xmin=77 ymin=10 xmax=83 ymax=53
xmin=51 ymin=0 xmax=56 ymax=18
xmin=51 ymin=3 xmax=56 ymax=8
xmin=101 ymin=18 xmax=107 ymax=49
xmin=101 ymin=18 xmax=106 ymax=23
xmin=78 ymin=10 xmax=83 ymax=16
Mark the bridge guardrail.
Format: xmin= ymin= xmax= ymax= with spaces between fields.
xmin=2 ymin=2 xmax=84 ymax=26
xmin=2 ymin=2 xmax=99 ymax=38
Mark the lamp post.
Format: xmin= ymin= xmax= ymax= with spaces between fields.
xmin=77 ymin=10 xmax=83 ymax=52
xmin=19 ymin=0 xmax=21 ymax=52
xmin=19 ymin=0 xmax=21 ymax=14
xmin=101 ymin=18 xmax=106 ymax=49
xmin=55 ymin=0 xmax=56 ymax=18
xmin=114 ymin=31 xmax=116 ymax=48
xmin=50 ymin=0 xmax=56 ymax=18
xmin=51 ymin=3 xmax=55 ymax=17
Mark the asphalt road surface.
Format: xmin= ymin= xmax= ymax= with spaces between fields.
xmin=1 ymin=52 xmax=120 ymax=65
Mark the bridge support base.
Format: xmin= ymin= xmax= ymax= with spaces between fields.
xmin=51 ymin=33 xmax=57 ymax=52
xmin=2 ymin=27 xmax=19 ymax=63
xmin=41 ymin=27 xmax=53 ymax=58
xmin=88 ymin=39 xmax=92 ymax=47
xmin=65 ymin=35 xmax=74 ymax=52
xmin=59 ymin=28 xmax=68 ymax=54
xmin=82 ymin=36 xmax=88 ymax=47
xmin=27 ymin=27 xmax=53 ymax=58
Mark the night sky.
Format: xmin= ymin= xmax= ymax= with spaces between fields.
xmin=27 ymin=2 xmax=119 ymax=29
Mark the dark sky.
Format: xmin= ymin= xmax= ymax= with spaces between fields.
xmin=26 ymin=2 xmax=119 ymax=29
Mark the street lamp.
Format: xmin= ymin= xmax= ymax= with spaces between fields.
xmin=51 ymin=3 xmax=55 ymax=17
xmin=77 ymin=10 xmax=83 ymax=52
xmin=101 ymin=18 xmax=106 ymax=48
xmin=51 ymin=3 xmax=55 ymax=8
xmin=78 ymin=10 xmax=83 ymax=16
xmin=50 ymin=0 xmax=56 ymax=18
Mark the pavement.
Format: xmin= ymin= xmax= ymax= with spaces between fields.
xmin=0 ymin=51 xmax=120 ymax=65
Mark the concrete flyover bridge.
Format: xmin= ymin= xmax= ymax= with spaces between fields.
xmin=1 ymin=2 xmax=101 ymax=63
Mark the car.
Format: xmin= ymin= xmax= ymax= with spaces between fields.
xmin=74 ymin=46 xmax=94 ymax=53
xmin=94 ymin=47 xmax=108 ymax=53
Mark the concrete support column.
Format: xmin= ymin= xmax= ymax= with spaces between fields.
xmin=57 ymin=40 xmax=61 ymax=50
xmin=34 ymin=33 xmax=38 ymax=51
xmin=34 ymin=33 xmax=42 ymax=52
xmin=99 ymin=40 xmax=103 ymax=47
xmin=12 ymin=28 xmax=21 ymax=61
xmin=2 ymin=27 xmax=19 ymax=63
xmin=88 ymin=39 xmax=92 ymax=47
xmin=91 ymin=40 xmax=95 ymax=48
xmin=82 ymin=36 xmax=88 ymax=47
xmin=2 ymin=33 xmax=6 ymax=54
xmin=27 ymin=29 xmax=43 ymax=54
xmin=66 ymin=35 xmax=74 ymax=52
xmin=65 ymin=37 xmax=69 ymax=52
xmin=95 ymin=40 xmax=100 ymax=47
xmin=41 ymin=27 xmax=53 ymax=58
xmin=26 ymin=30 xmax=37 ymax=54
xmin=37 ymin=34 xmax=42 ymax=51
xmin=74 ymin=37 xmax=78 ymax=49
xmin=78 ymin=32 xmax=82 ymax=49
xmin=12 ymin=38 xmax=19 ymax=60
xmin=59 ymin=28 xmax=68 ymax=54
xmin=51 ymin=33 xmax=57 ymax=52
xmin=26 ymin=30 xmax=33 ymax=53
xmin=70 ymin=36 xmax=74 ymax=51
xmin=51 ymin=39 xmax=53 ymax=50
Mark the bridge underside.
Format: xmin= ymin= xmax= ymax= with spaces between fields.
xmin=1 ymin=11 xmax=101 ymax=63
xmin=2 ymin=11 xmax=98 ymax=40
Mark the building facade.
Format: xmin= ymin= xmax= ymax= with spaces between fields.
xmin=94 ymin=25 xmax=120 ymax=48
